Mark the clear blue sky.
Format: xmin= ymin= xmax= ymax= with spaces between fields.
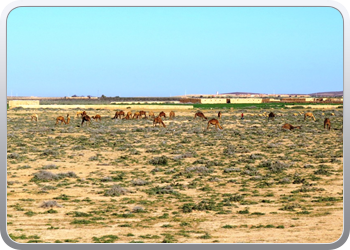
xmin=7 ymin=7 xmax=343 ymax=97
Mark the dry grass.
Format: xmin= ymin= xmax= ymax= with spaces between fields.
xmin=7 ymin=107 xmax=343 ymax=243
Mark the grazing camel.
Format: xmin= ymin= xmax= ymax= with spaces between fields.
xmin=66 ymin=114 xmax=70 ymax=124
xmin=268 ymin=112 xmax=276 ymax=121
xmin=304 ymin=112 xmax=316 ymax=121
xmin=218 ymin=111 xmax=222 ymax=119
xmin=112 ymin=111 xmax=125 ymax=119
xmin=92 ymin=114 xmax=102 ymax=121
xmin=133 ymin=112 xmax=141 ymax=119
xmin=153 ymin=116 xmax=166 ymax=127
xmin=207 ymin=119 xmax=223 ymax=130
xmin=194 ymin=111 xmax=207 ymax=120
xmin=159 ymin=111 xmax=166 ymax=118
xmin=324 ymin=118 xmax=331 ymax=130
xmin=282 ymin=123 xmax=301 ymax=130
xmin=169 ymin=111 xmax=175 ymax=119
xmin=81 ymin=114 xmax=91 ymax=126
xmin=31 ymin=114 xmax=38 ymax=122
xmin=149 ymin=111 xmax=155 ymax=118
xmin=127 ymin=111 xmax=132 ymax=117
xmin=55 ymin=116 xmax=66 ymax=125
xmin=139 ymin=111 xmax=147 ymax=118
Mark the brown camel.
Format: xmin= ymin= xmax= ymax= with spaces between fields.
xmin=218 ymin=111 xmax=222 ymax=119
xmin=153 ymin=116 xmax=166 ymax=127
xmin=66 ymin=114 xmax=70 ymax=124
xmin=268 ymin=112 xmax=276 ymax=121
xmin=31 ymin=114 xmax=38 ymax=122
xmin=304 ymin=112 xmax=316 ymax=121
xmin=159 ymin=111 xmax=166 ymax=118
xmin=149 ymin=111 xmax=155 ymax=118
xmin=55 ymin=116 xmax=66 ymax=125
xmin=282 ymin=123 xmax=301 ymax=130
xmin=127 ymin=111 xmax=132 ymax=117
xmin=139 ymin=111 xmax=147 ymax=118
xmin=92 ymin=114 xmax=102 ymax=121
xmin=81 ymin=114 xmax=91 ymax=126
xmin=207 ymin=119 xmax=223 ymax=130
xmin=112 ymin=111 xmax=124 ymax=119
xmin=133 ymin=112 xmax=141 ymax=119
xmin=324 ymin=118 xmax=331 ymax=130
xmin=194 ymin=111 xmax=207 ymax=120
xmin=169 ymin=111 xmax=175 ymax=119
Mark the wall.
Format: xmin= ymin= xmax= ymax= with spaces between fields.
xmin=200 ymin=98 xmax=227 ymax=104
xmin=229 ymin=98 xmax=263 ymax=104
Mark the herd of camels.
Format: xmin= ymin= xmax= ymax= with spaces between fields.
xmin=29 ymin=109 xmax=337 ymax=131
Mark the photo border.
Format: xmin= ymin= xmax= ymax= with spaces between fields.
xmin=1 ymin=0 xmax=348 ymax=249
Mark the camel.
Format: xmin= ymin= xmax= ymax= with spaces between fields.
xmin=324 ymin=118 xmax=331 ymax=130
xmin=139 ymin=111 xmax=147 ymax=118
xmin=80 ymin=111 xmax=87 ymax=117
xmin=282 ymin=123 xmax=301 ymax=130
xmin=268 ymin=112 xmax=276 ymax=121
xmin=92 ymin=114 xmax=101 ymax=121
xmin=149 ymin=111 xmax=155 ymax=118
xmin=66 ymin=114 xmax=70 ymax=124
xmin=304 ymin=112 xmax=316 ymax=121
xmin=169 ymin=111 xmax=175 ymax=119
xmin=153 ymin=116 xmax=166 ymax=127
xmin=127 ymin=111 xmax=132 ymax=117
xmin=159 ymin=111 xmax=166 ymax=118
xmin=218 ymin=111 xmax=222 ymax=119
xmin=55 ymin=116 xmax=66 ymax=125
xmin=31 ymin=114 xmax=38 ymax=122
xmin=81 ymin=114 xmax=91 ymax=126
xmin=133 ymin=112 xmax=141 ymax=119
xmin=194 ymin=111 xmax=207 ymax=120
xmin=112 ymin=111 xmax=125 ymax=119
xmin=207 ymin=119 xmax=223 ymax=130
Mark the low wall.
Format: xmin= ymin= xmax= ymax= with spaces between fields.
xmin=9 ymin=104 xmax=193 ymax=110
xmin=201 ymin=98 xmax=227 ymax=104
xmin=230 ymin=98 xmax=263 ymax=104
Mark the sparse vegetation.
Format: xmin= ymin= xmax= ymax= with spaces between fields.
xmin=7 ymin=106 xmax=343 ymax=243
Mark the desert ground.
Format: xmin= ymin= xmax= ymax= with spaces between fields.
xmin=6 ymin=106 xmax=343 ymax=243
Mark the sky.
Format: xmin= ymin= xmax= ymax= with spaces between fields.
xmin=7 ymin=7 xmax=343 ymax=97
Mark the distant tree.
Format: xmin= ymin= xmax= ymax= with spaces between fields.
xmin=101 ymin=95 xmax=106 ymax=99
xmin=72 ymin=95 xmax=77 ymax=97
